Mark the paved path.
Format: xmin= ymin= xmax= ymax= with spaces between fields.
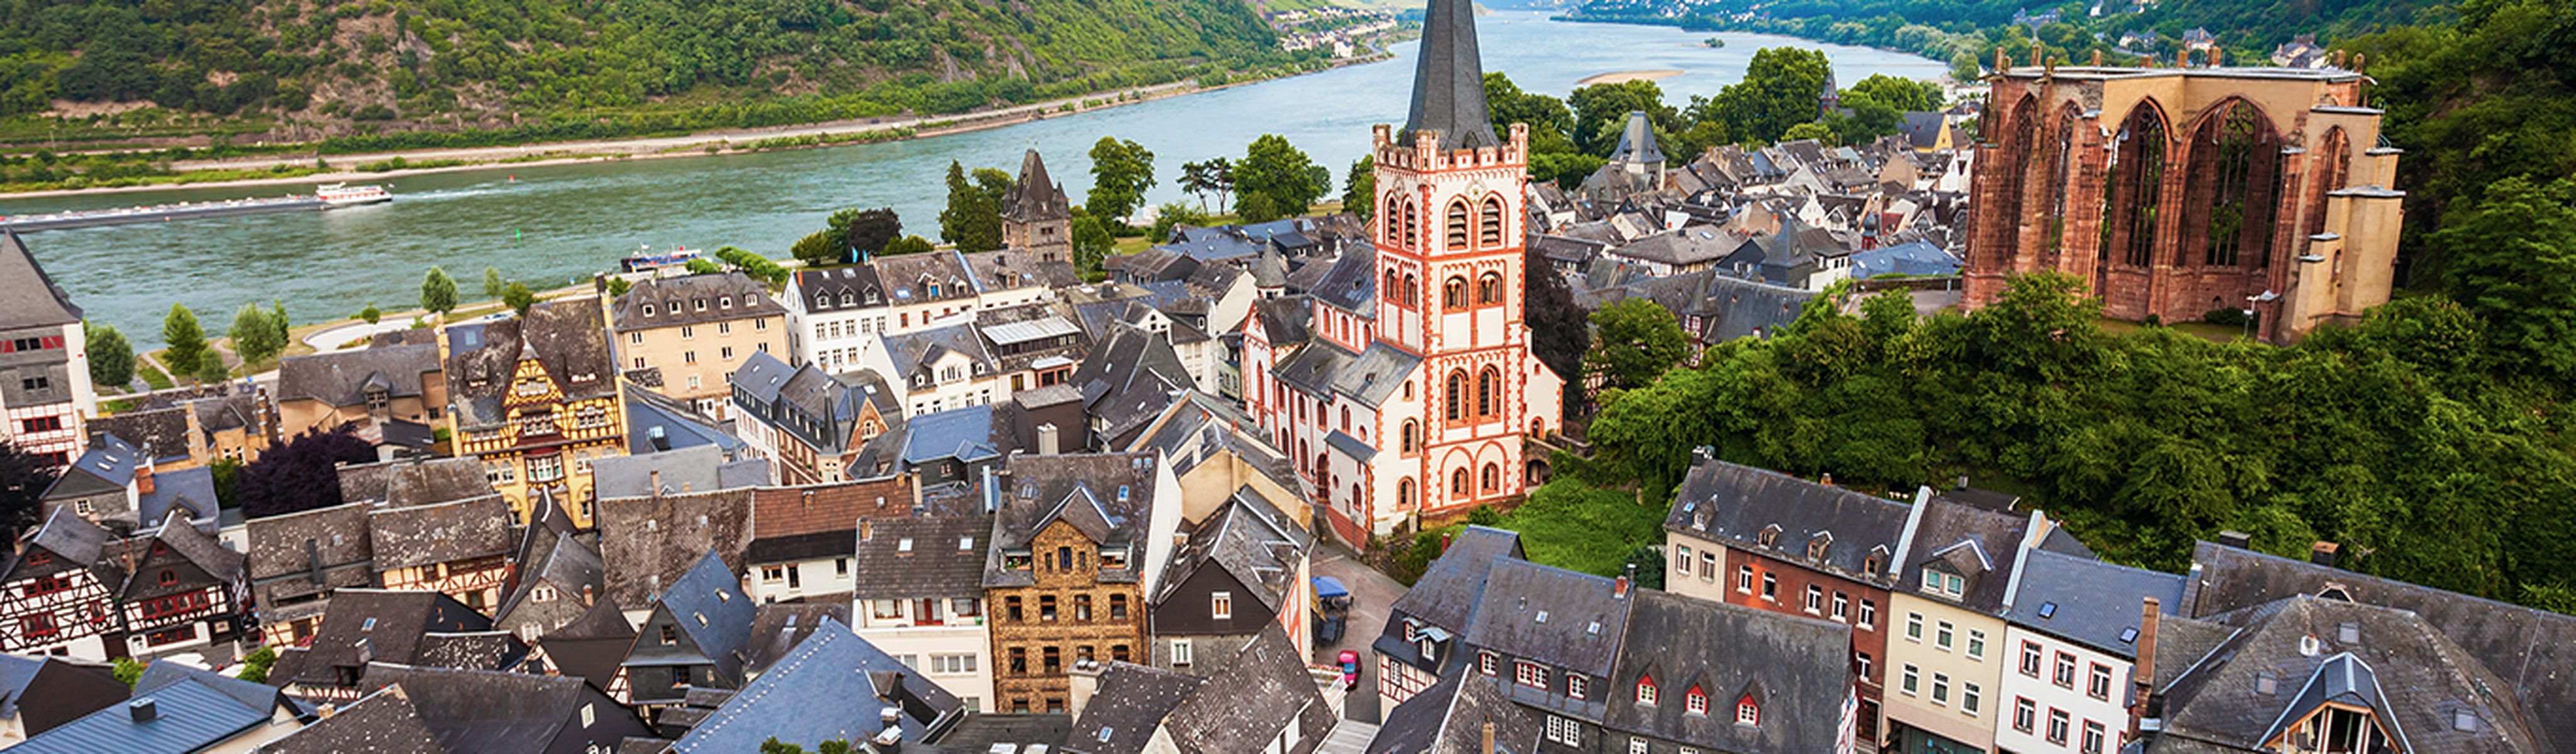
xmin=1313 ymin=542 xmax=1406 ymax=725
xmin=1318 ymin=721 xmax=1380 ymax=754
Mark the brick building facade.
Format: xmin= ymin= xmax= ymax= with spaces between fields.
xmin=1962 ymin=62 xmax=2404 ymax=341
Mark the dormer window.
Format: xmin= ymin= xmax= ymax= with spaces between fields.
xmin=1636 ymin=677 xmax=1658 ymax=706
xmin=1922 ymin=569 xmax=1965 ymax=598
xmin=1735 ymin=697 xmax=1759 ymax=725
xmin=1756 ymin=525 xmax=1781 ymax=549
xmin=1807 ymin=532 xmax=1832 ymax=561
xmin=1864 ymin=549 xmax=1888 ymax=575
xmin=840 ymin=293 xmax=854 ymax=306
xmin=1685 ymin=686 xmax=1709 ymax=716
xmin=642 ymin=303 xmax=656 ymax=316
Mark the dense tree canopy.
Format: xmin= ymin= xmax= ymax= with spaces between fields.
xmin=1573 ymin=274 xmax=2576 ymax=612
xmin=1085 ymin=137 xmax=1155 ymax=225
xmin=1234 ymin=134 xmax=1324 ymax=221
xmin=85 ymin=322 xmax=133 ymax=389
xmin=0 ymin=440 xmax=52 ymax=543
xmin=238 ymin=427 xmax=376 ymax=518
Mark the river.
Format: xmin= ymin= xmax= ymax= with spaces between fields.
xmin=3 ymin=14 xmax=1942 ymax=348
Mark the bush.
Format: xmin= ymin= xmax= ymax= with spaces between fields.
xmin=2202 ymin=307 xmax=2257 ymax=328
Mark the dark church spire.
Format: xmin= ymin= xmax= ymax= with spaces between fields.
xmin=1400 ymin=0 xmax=1500 ymax=151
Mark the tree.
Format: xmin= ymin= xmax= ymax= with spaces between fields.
xmin=238 ymin=427 xmax=375 ymax=518
xmin=1179 ymin=158 xmax=1234 ymax=213
xmin=1950 ymin=50 xmax=1983 ymax=82
xmin=86 ymin=322 xmax=133 ymax=389
xmin=482 ymin=266 xmax=505 ymax=298
xmin=1484 ymin=72 xmax=1575 ymax=138
xmin=1087 ymin=137 xmax=1156 ymax=224
xmin=162 ymin=303 xmax=209 ymax=377
xmin=1071 ymin=216 xmax=1113 ymax=275
xmin=1236 ymin=134 xmax=1323 ymax=219
xmin=1343 ymin=156 xmax=1375 ymax=221
xmin=938 ymin=161 xmax=1003 ymax=253
xmin=229 ymin=303 xmax=285 ymax=367
xmin=831 ymin=208 xmax=903 ymax=259
xmin=421 ymin=266 xmax=459 ymax=315
xmin=0 ymin=440 xmax=53 ymax=543
xmin=1150 ymin=201 xmax=1209 ymax=241
xmin=2435 ymin=176 xmax=2576 ymax=382
xmin=360 ymin=303 xmax=382 ymax=324
xmin=194 ymin=352 xmax=231 ymax=384
xmin=1236 ymin=192 xmax=1282 ymax=223
xmin=607 ymin=276 xmax=633 ymax=297
xmin=1846 ymin=74 xmax=1943 ymax=112
xmin=1568 ymin=79 xmax=1674 ymax=155
xmin=1703 ymin=46 xmax=1833 ymax=145
xmin=884 ymin=236 xmax=935 ymax=256
xmin=1524 ymin=248 xmax=1587 ymax=404
xmin=270 ymin=301 xmax=290 ymax=351
xmin=1783 ymin=121 xmax=1836 ymax=142
xmin=504 ymin=282 xmax=537 ymax=317
xmin=790 ymin=231 xmax=840 ymax=266
xmin=113 ymin=658 xmax=143 ymax=688
xmin=1584 ymin=297 xmax=1689 ymax=391
xmin=235 ymin=646 xmax=277 ymax=683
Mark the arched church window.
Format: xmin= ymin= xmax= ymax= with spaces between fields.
xmin=1453 ymin=468 xmax=1472 ymax=500
xmin=1477 ymin=272 xmax=1504 ymax=305
xmin=1477 ymin=366 xmax=1499 ymax=418
xmin=1404 ymin=202 xmax=1420 ymax=251
xmin=1402 ymin=420 xmax=1419 ymax=452
xmin=1446 ymin=201 xmax=1470 ymax=250
xmin=1445 ymin=370 xmax=1467 ymax=420
xmin=1385 ymin=195 xmax=1404 ymax=245
xmin=1445 ymin=277 xmax=1469 ymax=310
xmin=1482 ymin=463 xmax=1500 ymax=493
xmin=1480 ymin=197 xmax=1504 ymax=246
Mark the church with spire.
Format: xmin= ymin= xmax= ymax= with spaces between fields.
xmin=1241 ymin=0 xmax=1563 ymax=546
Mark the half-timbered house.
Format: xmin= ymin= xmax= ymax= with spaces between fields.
xmin=369 ymin=494 xmax=514 ymax=613
xmin=439 ymin=296 xmax=629 ymax=528
xmin=112 ymin=510 xmax=247 ymax=660
xmin=0 ymin=509 xmax=123 ymax=658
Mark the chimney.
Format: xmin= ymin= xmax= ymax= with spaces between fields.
xmin=861 ymin=520 xmax=874 ymax=542
xmin=1037 ymin=423 xmax=1060 ymax=456
xmin=1954 ymin=475 xmax=1969 ymax=491
xmin=1690 ymin=445 xmax=1714 ymax=466
xmin=1482 ymin=719 xmax=1496 ymax=754
xmin=581 ymin=583 xmax=596 ymax=606
xmin=317 ymin=702 xmax=338 ymax=720
xmin=2215 ymin=530 xmax=2252 ymax=550
xmin=2130 ymin=596 xmax=2161 ymax=733
xmin=1613 ymin=571 xmax=1632 ymax=600
xmin=649 ymin=470 xmax=663 ymax=496
xmin=128 ymin=698 xmax=158 ymax=723
xmin=1819 ymin=473 xmax=1834 ymax=488
xmin=1067 ymin=659 xmax=1108 ymax=718
xmin=2309 ymin=541 xmax=2340 ymax=568
xmin=135 ymin=458 xmax=156 ymax=496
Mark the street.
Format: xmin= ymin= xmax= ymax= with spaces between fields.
xmin=1313 ymin=541 xmax=1406 ymax=725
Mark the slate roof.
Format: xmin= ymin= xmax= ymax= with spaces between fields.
xmin=1309 ymin=246 xmax=1377 ymax=315
xmin=1370 ymin=667 xmax=1544 ymax=754
xmin=988 ymin=452 xmax=1166 ymax=587
xmin=1607 ymin=227 xmax=1748 ymax=267
xmin=740 ymin=603 xmax=852 ymax=677
xmin=1665 ymin=459 xmax=1910 ymax=587
xmin=898 ymin=403 xmax=1001 ymax=466
xmin=13 ymin=661 xmax=288 ymax=754
xmin=1392 ymin=526 xmax=1523 ymax=635
xmin=495 ymin=529 xmax=606 ymax=631
xmin=1399 ymin=0 xmax=1499 ymax=151
xmin=2179 ymin=540 xmax=2576 ymax=751
xmin=0 ymin=229 xmax=80 ymax=329
xmin=1070 ymin=325 xmax=1196 ymax=445
xmin=87 ymin=407 xmax=192 ymax=463
xmin=1467 ymin=559 xmax=1636 ymax=683
xmin=1001 ymin=149 xmax=1071 ymax=224
xmin=138 ymin=508 xmax=244 ymax=585
xmin=2003 ymin=548 xmax=2183 ymax=658
xmin=45 ymin=432 xmax=141 ymax=497
xmin=1573 ymin=268 xmax=1814 ymax=343
xmin=536 ymin=599 xmax=636 ymax=690
xmin=334 ymin=456 xmax=495 ymax=509
xmin=609 ymin=271 xmax=784 ymax=331
xmin=850 ymin=515 xmax=991 ymax=600
xmin=0 ymin=655 xmax=128 ymax=739
xmin=595 ymin=488 xmax=754 ymax=609
xmin=135 ymin=464 xmax=221 ymax=530
xmin=670 ymin=618 xmax=963 ymax=753
xmin=1154 ymin=494 xmax=1307 ymax=616
xmin=1602 ymin=590 xmax=1853 ymax=754
xmin=642 ymin=552 xmax=759 ymax=681
xmin=441 ymin=297 xmax=616 ymax=429
xmin=1896 ymin=499 xmax=2032 ymax=615
xmin=963 ymin=248 xmax=1082 ymax=292
xmin=274 ymin=342 xmax=441 ymax=407
xmin=357 ymin=664 xmax=639 ymax=754
xmin=366 ymin=495 xmax=512 ymax=571
xmin=1849 ymin=239 xmax=1963 ymax=278
xmin=1162 ymin=625 xmax=1333 ymax=754
xmin=1608 ymin=110 xmax=1665 ymax=165
xmin=270 ymin=589 xmax=502 ymax=688
xmin=245 ymin=500 xmax=374 ymax=582
xmin=2152 ymin=596 xmax=2541 ymax=753
xmin=253 ymin=684 xmax=444 ymax=754
xmin=591 ymin=443 xmax=769 ymax=499
xmin=879 ymin=322 xmax=998 ymax=387
xmin=872 ymin=251 xmax=981 ymax=307
xmin=791 ymin=265 xmax=886 ymax=314
xmin=1069 ymin=662 xmax=1205 ymax=754
xmin=625 ymin=384 xmax=746 ymax=456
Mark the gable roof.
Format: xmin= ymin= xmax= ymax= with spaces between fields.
xmin=1391 ymin=527 xmax=1524 ymax=635
xmin=1370 ymin=666 xmax=1545 ymax=754
xmin=1665 ymin=459 xmax=1911 ymax=586
xmin=358 ymin=664 xmax=639 ymax=754
xmin=740 ymin=603 xmax=853 ymax=677
xmin=366 ymin=495 xmax=512 ymax=572
xmin=1069 ymin=662 xmax=1205 ymax=754
xmin=1604 ymin=590 xmax=1853 ymax=754
xmin=270 ymin=589 xmax=503 ymax=687
xmin=1155 ymin=492 xmax=1308 ymax=615
xmin=1896 ymin=500 xmax=2032 ymax=615
xmin=2180 ymin=540 xmax=2576 ymax=751
xmin=441 ymin=297 xmax=615 ymax=429
xmin=988 ymin=452 xmax=1167 ymax=587
xmin=2003 ymin=548 xmax=2184 ymax=658
xmin=671 ymin=618 xmax=962 ymax=753
xmin=850 ymin=514 xmax=991 ymax=600
xmin=13 ymin=662 xmax=285 ymax=754
xmin=595 ymin=488 xmax=754 ymax=608
xmin=273 ymin=342 xmax=440 ymax=407
xmin=253 ymin=684 xmax=445 ymax=754
xmin=610 ymin=271 xmax=784 ymax=331
xmin=0 ymin=655 xmax=128 ymax=738
xmin=1161 ymin=625 xmax=1333 ymax=754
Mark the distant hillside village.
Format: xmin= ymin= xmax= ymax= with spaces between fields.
xmin=0 ymin=0 xmax=2520 ymax=751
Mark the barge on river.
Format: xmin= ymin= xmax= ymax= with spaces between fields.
xmin=0 ymin=183 xmax=392 ymax=232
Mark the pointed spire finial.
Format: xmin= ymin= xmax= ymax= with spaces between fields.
xmin=1399 ymin=0 xmax=1499 ymax=151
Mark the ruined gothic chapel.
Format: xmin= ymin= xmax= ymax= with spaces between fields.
xmin=1242 ymin=0 xmax=1564 ymax=545
xmin=1962 ymin=62 xmax=2406 ymax=341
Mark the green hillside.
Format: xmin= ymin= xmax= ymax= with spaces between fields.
xmin=0 ymin=0 xmax=1306 ymax=146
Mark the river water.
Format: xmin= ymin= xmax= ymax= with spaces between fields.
xmin=3 ymin=14 xmax=1941 ymax=347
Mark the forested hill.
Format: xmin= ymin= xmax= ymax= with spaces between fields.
xmin=0 ymin=0 xmax=1301 ymax=143
xmin=1570 ymin=0 xmax=2452 ymax=62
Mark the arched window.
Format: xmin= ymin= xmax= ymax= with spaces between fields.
xmin=1404 ymin=202 xmax=1420 ymax=251
xmin=1445 ymin=370 xmax=1467 ymax=420
xmin=1476 ymin=366 xmax=1497 ymax=417
xmin=1444 ymin=277 xmax=1468 ymax=310
xmin=1351 ymin=483 xmax=1363 ymax=509
xmin=1445 ymin=201 xmax=1470 ymax=250
xmin=1403 ymin=274 xmax=1419 ymax=308
xmin=1480 ymin=197 xmax=1504 ymax=246
xmin=1402 ymin=420 xmax=1419 ymax=452
xmin=1399 ymin=478 xmax=1416 ymax=509
xmin=1482 ymin=463 xmax=1500 ymax=493
xmin=1452 ymin=467 xmax=1471 ymax=500
xmin=2306 ymin=128 xmax=2351 ymax=241
xmin=2111 ymin=103 xmax=2170 ymax=268
xmin=1385 ymin=270 xmax=1401 ymax=304
xmin=2189 ymin=100 xmax=2283 ymax=268
xmin=1385 ymin=195 xmax=1404 ymax=245
xmin=1477 ymin=272 xmax=1504 ymax=305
